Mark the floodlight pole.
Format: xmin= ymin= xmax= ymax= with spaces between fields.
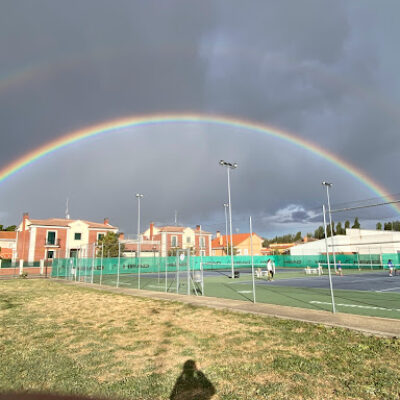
xmin=322 ymin=182 xmax=337 ymax=272
xmin=219 ymin=160 xmax=237 ymax=279
xmin=223 ymin=203 xmax=229 ymax=255
xmin=136 ymin=193 xmax=144 ymax=289
xmin=249 ymin=216 xmax=256 ymax=303
xmin=323 ymin=204 xmax=336 ymax=313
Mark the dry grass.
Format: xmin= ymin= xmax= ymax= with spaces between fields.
xmin=1 ymin=279 xmax=400 ymax=400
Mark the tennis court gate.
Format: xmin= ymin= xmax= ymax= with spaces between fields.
xmin=174 ymin=248 xmax=203 ymax=296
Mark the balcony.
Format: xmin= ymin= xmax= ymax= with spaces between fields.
xmin=44 ymin=239 xmax=61 ymax=247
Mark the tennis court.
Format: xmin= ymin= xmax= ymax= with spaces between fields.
xmin=52 ymin=256 xmax=400 ymax=319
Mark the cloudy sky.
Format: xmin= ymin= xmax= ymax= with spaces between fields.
xmin=1 ymin=0 xmax=400 ymax=237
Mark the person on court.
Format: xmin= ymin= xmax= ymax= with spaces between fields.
xmin=267 ymin=259 xmax=275 ymax=281
xmin=388 ymin=259 xmax=394 ymax=277
xmin=336 ymin=260 xmax=343 ymax=276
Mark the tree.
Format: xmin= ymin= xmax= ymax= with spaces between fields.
xmin=345 ymin=220 xmax=350 ymax=230
xmin=352 ymin=217 xmax=360 ymax=229
xmin=5 ymin=225 xmax=16 ymax=231
xmin=97 ymin=232 xmax=124 ymax=257
xmin=393 ymin=221 xmax=400 ymax=232
xmin=225 ymin=243 xmax=238 ymax=256
xmin=294 ymin=231 xmax=302 ymax=242
xmin=336 ymin=222 xmax=344 ymax=235
xmin=376 ymin=222 xmax=382 ymax=230
xmin=384 ymin=222 xmax=392 ymax=231
xmin=314 ymin=226 xmax=324 ymax=239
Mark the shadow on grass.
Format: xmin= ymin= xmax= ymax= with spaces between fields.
xmin=170 ymin=359 xmax=216 ymax=400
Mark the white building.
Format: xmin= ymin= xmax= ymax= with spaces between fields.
xmin=290 ymin=229 xmax=400 ymax=256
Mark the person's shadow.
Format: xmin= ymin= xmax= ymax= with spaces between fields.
xmin=169 ymin=360 xmax=216 ymax=400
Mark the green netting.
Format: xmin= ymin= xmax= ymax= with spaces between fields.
xmin=51 ymin=253 xmax=400 ymax=279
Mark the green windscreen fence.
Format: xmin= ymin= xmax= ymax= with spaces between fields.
xmin=51 ymin=253 xmax=399 ymax=278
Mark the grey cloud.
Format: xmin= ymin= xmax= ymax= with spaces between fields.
xmin=1 ymin=1 xmax=400 ymax=237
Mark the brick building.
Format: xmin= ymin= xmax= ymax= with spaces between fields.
xmin=139 ymin=222 xmax=212 ymax=257
xmin=16 ymin=213 xmax=118 ymax=262
xmin=0 ymin=231 xmax=17 ymax=260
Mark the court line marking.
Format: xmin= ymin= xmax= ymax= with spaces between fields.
xmin=376 ymin=287 xmax=400 ymax=293
xmin=309 ymin=301 xmax=400 ymax=312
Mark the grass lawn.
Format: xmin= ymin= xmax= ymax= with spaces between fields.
xmin=1 ymin=279 xmax=399 ymax=400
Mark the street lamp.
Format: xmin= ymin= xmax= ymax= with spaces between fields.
xmin=223 ymin=203 xmax=229 ymax=255
xmin=219 ymin=160 xmax=237 ymax=278
xmin=322 ymin=182 xmax=337 ymax=272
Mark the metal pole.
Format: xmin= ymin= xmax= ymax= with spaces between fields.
xmin=116 ymin=242 xmax=120 ymax=288
xmin=136 ymin=194 xmax=143 ymax=289
xmin=176 ymin=251 xmax=180 ymax=293
xmin=187 ymin=249 xmax=190 ymax=296
xmin=224 ymin=204 xmax=229 ymax=255
xmin=227 ymin=167 xmax=235 ymax=278
xmin=100 ymin=243 xmax=104 ymax=285
xmin=325 ymin=185 xmax=337 ymax=273
xmin=323 ymin=205 xmax=336 ymax=313
xmin=250 ymin=216 xmax=256 ymax=303
xmin=165 ymin=257 xmax=168 ymax=292
xmin=137 ymin=196 xmax=141 ymax=258
xmin=91 ymin=243 xmax=95 ymax=284
xmin=200 ymin=260 xmax=204 ymax=295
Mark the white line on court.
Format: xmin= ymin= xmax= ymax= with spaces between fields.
xmin=309 ymin=301 xmax=400 ymax=312
xmin=375 ymin=287 xmax=400 ymax=293
xmin=237 ymin=290 xmax=253 ymax=294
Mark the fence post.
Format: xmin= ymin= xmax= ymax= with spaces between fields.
xmin=116 ymin=242 xmax=121 ymax=288
xmin=19 ymin=259 xmax=24 ymax=275
xmin=100 ymin=243 xmax=104 ymax=285
xmin=40 ymin=259 xmax=44 ymax=275
xmin=323 ymin=204 xmax=336 ymax=313
xmin=165 ymin=258 xmax=168 ymax=292
xmin=91 ymin=243 xmax=95 ymax=284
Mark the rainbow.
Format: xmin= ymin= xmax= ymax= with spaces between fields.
xmin=0 ymin=113 xmax=397 ymax=213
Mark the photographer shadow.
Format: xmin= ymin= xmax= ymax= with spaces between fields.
xmin=169 ymin=360 xmax=216 ymax=400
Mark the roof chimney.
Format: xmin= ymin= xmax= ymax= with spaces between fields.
xmin=196 ymin=225 xmax=201 ymax=231
xmin=150 ymin=222 xmax=154 ymax=240
xmin=104 ymin=217 xmax=109 ymax=225
xmin=22 ymin=212 xmax=29 ymax=230
xmin=303 ymin=235 xmax=308 ymax=243
xmin=216 ymin=231 xmax=223 ymax=246
xmin=118 ymin=232 xmax=124 ymax=240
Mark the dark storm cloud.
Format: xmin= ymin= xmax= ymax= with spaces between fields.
xmin=1 ymin=0 xmax=400 ymax=237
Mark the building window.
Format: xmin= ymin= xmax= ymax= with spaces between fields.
xmin=200 ymin=237 xmax=205 ymax=248
xmin=97 ymin=233 xmax=105 ymax=241
xmin=47 ymin=231 xmax=56 ymax=245
xmin=171 ymin=236 xmax=177 ymax=247
xmin=186 ymin=237 xmax=191 ymax=244
xmin=74 ymin=233 xmax=82 ymax=240
xmin=47 ymin=250 xmax=54 ymax=259
xmin=200 ymin=250 xmax=206 ymax=257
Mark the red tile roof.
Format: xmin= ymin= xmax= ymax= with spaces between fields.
xmin=0 ymin=231 xmax=17 ymax=240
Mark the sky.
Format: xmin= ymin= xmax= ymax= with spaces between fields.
xmin=1 ymin=0 xmax=400 ymax=238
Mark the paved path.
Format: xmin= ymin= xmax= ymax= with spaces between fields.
xmin=56 ymin=279 xmax=400 ymax=338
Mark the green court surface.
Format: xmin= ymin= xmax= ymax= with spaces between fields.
xmin=82 ymin=270 xmax=400 ymax=320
